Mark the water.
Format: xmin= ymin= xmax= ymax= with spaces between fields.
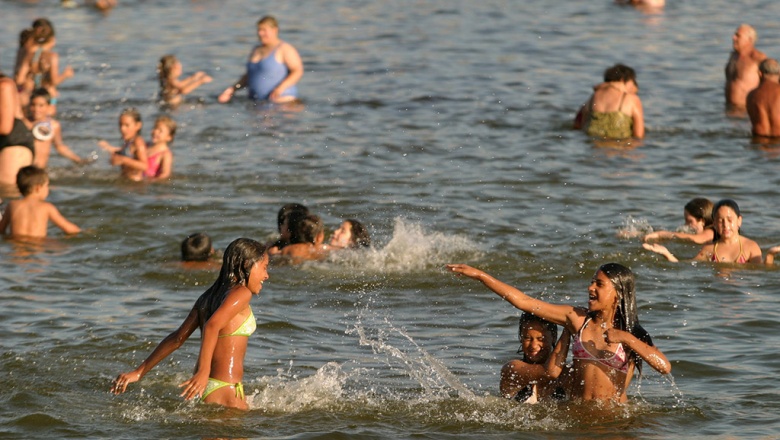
xmin=1 ymin=0 xmax=780 ymax=438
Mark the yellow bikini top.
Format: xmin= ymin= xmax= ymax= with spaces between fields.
xmin=219 ymin=309 xmax=256 ymax=338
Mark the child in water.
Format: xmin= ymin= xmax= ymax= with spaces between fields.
xmin=15 ymin=18 xmax=74 ymax=113
xmin=277 ymin=214 xmax=330 ymax=263
xmin=0 ymin=165 xmax=80 ymax=238
xmin=26 ymin=88 xmax=85 ymax=168
xmin=112 ymin=238 xmax=269 ymax=410
xmin=98 ymin=108 xmax=148 ymax=181
xmin=447 ymin=262 xmax=670 ymax=403
xmin=644 ymin=199 xmax=762 ymax=263
xmin=144 ymin=115 xmax=175 ymax=181
xmin=157 ymin=54 xmax=212 ymax=106
xmin=501 ymin=313 xmax=568 ymax=403
xmin=643 ymin=198 xmax=714 ymax=244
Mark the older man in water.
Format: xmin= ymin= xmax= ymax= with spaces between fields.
xmin=747 ymin=59 xmax=780 ymax=138
xmin=725 ymin=24 xmax=766 ymax=112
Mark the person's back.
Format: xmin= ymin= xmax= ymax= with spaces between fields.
xmin=278 ymin=214 xmax=329 ymax=263
xmin=0 ymin=165 xmax=80 ymax=238
xmin=747 ymin=58 xmax=780 ymax=138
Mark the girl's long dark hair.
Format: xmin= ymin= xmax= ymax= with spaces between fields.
xmin=598 ymin=262 xmax=654 ymax=374
xmin=194 ymin=238 xmax=266 ymax=329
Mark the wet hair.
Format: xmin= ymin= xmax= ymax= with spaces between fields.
xmin=596 ymin=262 xmax=653 ymax=373
xmin=31 ymin=88 xmax=52 ymax=104
xmin=31 ymin=18 xmax=55 ymax=45
xmin=16 ymin=165 xmax=48 ymax=196
xmin=157 ymin=54 xmax=177 ymax=93
xmin=603 ymin=64 xmax=637 ymax=88
xmin=684 ymin=197 xmax=714 ymax=229
xmin=154 ymin=115 xmax=177 ymax=142
xmin=290 ymin=214 xmax=324 ymax=244
xmin=257 ymin=15 xmax=279 ymax=28
xmin=345 ymin=219 xmax=371 ymax=248
xmin=181 ymin=232 xmax=212 ymax=262
xmin=711 ymin=199 xmax=742 ymax=242
xmin=19 ymin=28 xmax=33 ymax=47
xmin=277 ymin=203 xmax=309 ymax=232
xmin=517 ymin=312 xmax=558 ymax=362
xmin=194 ymin=238 xmax=267 ymax=327
xmin=759 ymin=59 xmax=780 ymax=76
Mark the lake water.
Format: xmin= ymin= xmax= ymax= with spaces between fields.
xmin=2 ymin=0 xmax=780 ymax=438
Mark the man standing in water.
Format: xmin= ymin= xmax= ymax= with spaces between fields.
xmin=747 ymin=59 xmax=780 ymax=138
xmin=725 ymin=24 xmax=766 ymax=112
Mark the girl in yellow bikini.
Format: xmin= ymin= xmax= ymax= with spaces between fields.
xmin=643 ymin=199 xmax=763 ymax=264
xmin=111 ymin=238 xmax=269 ymax=410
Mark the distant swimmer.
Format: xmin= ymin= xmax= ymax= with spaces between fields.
xmin=725 ymin=24 xmax=766 ymax=112
xmin=157 ymin=54 xmax=212 ymax=107
xmin=746 ymin=59 xmax=780 ymax=138
xmin=643 ymin=198 xmax=715 ymax=245
xmin=329 ymin=219 xmax=371 ymax=249
xmin=616 ymin=0 xmax=664 ymax=9
xmin=574 ymin=64 xmax=645 ymax=140
xmin=218 ymin=16 xmax=303 ymax=104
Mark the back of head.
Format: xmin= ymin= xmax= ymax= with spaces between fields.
xmin=195 ymin=238 xmax=267 ymax=327
xmin=16 ymin=165 xmax=47 ymax=196
xmin=346 ymin=219 xmax=371 ymax=248
xmin=277 ymin=203 xmax=309 ymax=231
xmin=684 ymin=197 xmax=714 ymax=228
xmin=291 ymin=214 xmax=324 ymax=244
xmin=158 ymin=54 xmax=177 ymax=86
xmin=603 ymin=63 xmax=637 ymax=86
xmin=759 ymin=58 xmax=780 ymax=76
xmin=181 ymin=232 xmax=212 ymax=261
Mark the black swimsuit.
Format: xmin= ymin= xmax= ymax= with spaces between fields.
xmin=0 ymin=118 xmax=35 ymax=156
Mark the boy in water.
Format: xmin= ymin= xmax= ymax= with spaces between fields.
xmin=27 ymin=88 xmax=85 ymax=168
xmin=0 ymin=165 xmax=80 ymax=238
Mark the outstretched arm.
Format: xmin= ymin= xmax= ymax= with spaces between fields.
xmin=47 ymin=204 xmax=80 ymax=235
xmin=174 ymin=72 xmax=213 ymax=96
xmin=179 ymin=285 xmax=252 ymax=400
xmin=765 ymin=245 xmax=780 ymax=265
xmin=111 ymin=307 xmax=199 ymax=394
xmin=446 ymin=264 xmax=575 ymax=327
xmin=218 ymin=73 xmax=248 ymax=103
xmin=52 ymin=123 xmax=83 ymax=164
xmin=644 ymin=228 xmax=714 ymax=245
xmin=642 ymin=243 xmax=679 ymax=262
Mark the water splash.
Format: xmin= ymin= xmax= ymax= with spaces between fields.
xmin=616 ymin=215 xmax=654 ymax=239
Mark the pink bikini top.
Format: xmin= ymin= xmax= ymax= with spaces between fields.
xmin=145 ymin=151 xmax=164 ymax=178
xmin=571 ymin=317 xmax=630 ymax=374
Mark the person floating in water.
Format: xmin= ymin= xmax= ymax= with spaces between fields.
xmin=218 ymin=16 xmax=303 ymax=104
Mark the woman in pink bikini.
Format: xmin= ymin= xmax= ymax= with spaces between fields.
xmin=643 ymin=199 xmax=762 ymax=264
xmin=447 ymin=262 xmax=670 ymax=403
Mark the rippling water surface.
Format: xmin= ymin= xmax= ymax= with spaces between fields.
xmin=2 ymin=1 xmax=780 ymax=438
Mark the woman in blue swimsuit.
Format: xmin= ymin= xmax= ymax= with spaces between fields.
xmin=447 ymin=262 xmax=670 ymax=403
xmin=111 ymin=238 xmax=270 ymax=410
xmin=218 ymin=16 xmax=304 ymax=104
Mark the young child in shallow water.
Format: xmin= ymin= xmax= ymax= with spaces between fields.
xmin=644 ymin=199 xmax=762 ymax=263
xmin=643 ymin=197 xmax=715 ymax=245
xmin=447 ymin=262 xmax=670 ymax=403
xmin=26 ymin=88 xmax=84 ymax=168
xmin=15 ymin=18 xmax=74 ymax=113
xmin=277 ymin=214 xmax=331 ymax=263
xmin=98 ymin=108 xmax=148 ymax=181
xmin=501 ymin=313 xmax=568 ymax=403
xmin=144 ymin=115 xmax=175 ymax=181
xmin=157 ymin=54 xmax=212 ymax=106
xmin=0 ymin=165 xmax=80 ymax=238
